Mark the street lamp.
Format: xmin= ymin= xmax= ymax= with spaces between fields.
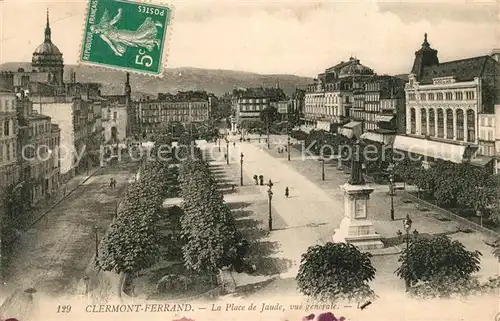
xmin=319 ymin=155 xmax=325 ymax=181
xmin=403 ymin=214 xmax=412 ymax=291
xmin=94 ymin=225 xmax=99 ymax=259
xmin=388 ymin=163 xmax=395 ymax=221
xmin=240 ymin=153 xmax=244 ymax=186
xmin=287 ymin=135 xmax=291 ymax=161
xmin=267 ymin=188 xmax=273 ymax=231
xmin=218 ymin=135 xmax=221 ymax=152
xmin=226 ymin=138 xmax=229 ymax=165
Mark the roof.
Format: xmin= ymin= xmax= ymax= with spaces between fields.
xmin=325 ymin=60 xmax=352 ymax=73
xmin=419 ymin=55 xmax=491 ymax=84
xmin=33 ymin=42 xmax=62 ymax=55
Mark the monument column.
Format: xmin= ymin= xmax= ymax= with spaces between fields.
xmin=332 ymin=141 xmax=384 ymax=250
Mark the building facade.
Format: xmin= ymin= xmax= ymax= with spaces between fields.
xmin=0 ymin=90 xmax=20 ymax=191
xmin=394 ymin=33 xmax=500 ymax=168
xmin=138 ymin=91 xmax=211 ymax=135
xmin=231 ymin=87 xmax=287 ymax=132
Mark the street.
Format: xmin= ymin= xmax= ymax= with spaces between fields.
xmin=1 ymin=162 xmax=137 ymax=298
xmin=206 ymin=134 xmax=499 ymax=320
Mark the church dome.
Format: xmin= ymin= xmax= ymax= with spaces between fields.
xmin=33 ymin=42 xmax=61 ymax=55
xmin=339 ymin=58 xmax=374 ymax=78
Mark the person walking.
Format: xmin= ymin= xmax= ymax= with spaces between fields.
xmin=110 ymin=178 xmax=114 ymax=189
xmin=285 ymin=186 xmax=289 ymax=198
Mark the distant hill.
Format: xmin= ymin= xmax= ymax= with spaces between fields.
xmin=0 ymin=63 xmax=313 ymax=98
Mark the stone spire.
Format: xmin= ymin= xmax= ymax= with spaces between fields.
xmin=45 ymin=9 xmax=52 ymax=43
xmin=348 ymin=140 xmax=365 ymax=185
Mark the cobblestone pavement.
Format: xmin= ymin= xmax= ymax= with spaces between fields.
xmin=209 ymin=135 xmax=499 ymax=319
xmin=1 ymin=162 xmax=138 ymax=299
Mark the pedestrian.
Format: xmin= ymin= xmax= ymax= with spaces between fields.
xmin=110 ymin=178 xmax=114 ymax=189
xmin=233 ymin=142 xmax=236 ymax=147
xmin=224 ymin=153 xmax=227 ymax=160
xmin=231 ymin=184 xmax=235 ymax=191
xmin=285 ymin=186 xmax=289 ymax=198
xmin=112 ymin=178 xmax=117 ymax=189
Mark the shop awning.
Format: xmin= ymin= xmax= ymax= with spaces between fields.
xmin=340 ymin=128 xmax=354 ymax=139
xmin=469 ymin=155 xmax=494 ymax=167
xmin=375 ymin=115 xmax=395 ymax=122
xmin=316 ymin=121 xmax=330 ymax=131
xmin=393 ymin=135 xmax=466 ymax=164
xmin=341 ymin=121 xmax=362 ymax=139
xmin=360 ymin=131 xmax=395 ymax=145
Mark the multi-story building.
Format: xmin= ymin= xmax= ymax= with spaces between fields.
xmin=231 ymin=87 xmax=287 ymax=132
xmin=359 ymin=76 xmax=406 ymax=145
xmin=393 ymin=33 xmax=500 ymax=168
xmin=305 ymin=57 xmax=406 ymax=142
xmin=16 ymin=93 xmax=60 ymax=204
xmin=0 ymin=89 xmax=20 ymax=192
xmin=138 ymin=91 xmax=211 ymax=135
xmin=304 ymin=57 xmax=373 ymax=135
xmin=102 ymin=73 xmax=134 ymax=143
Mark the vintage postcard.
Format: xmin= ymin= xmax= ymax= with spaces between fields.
xmin=0 ymin=0 xmax=499 ymax=321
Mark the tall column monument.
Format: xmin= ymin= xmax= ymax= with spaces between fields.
xmin=332 ymin=141 xmax=384 ymax=250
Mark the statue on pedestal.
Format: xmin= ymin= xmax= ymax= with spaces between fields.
xmin=348 ymin=140 xmax=365 ymax=185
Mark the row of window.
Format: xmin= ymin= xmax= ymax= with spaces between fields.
xmin=480 ymin=117 xmax=494 ymax=127
xmin=479 ymin=144 xmax=495 ymax=157
xmin=141 ymin=103 xmax=208 ymax=109
xmin=141 ymin=109 xmax=208 ymax=116
xmin=30 ymin=121 xmax=51 ymax=137
xmin=408 ymin=91 xmax=475 ymax=101
xmin=409 ymin=108 xmax=475 ymax=142
xmin=239 ymin=99 xmax=269 ymax=103
xmin=0 ymin=140 xmax=16 ymax=164
xmin=479 ymin=129 xmax=494 ymax=141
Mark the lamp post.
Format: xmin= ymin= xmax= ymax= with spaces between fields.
xmin=240 ymin=153 xmax=244 ymax=186
xmin=226 ymin=138 xmax=229 ymax=165
xmin=388 ymin=163 xmax=395 ymax=221
xmin=94 ymin=225 xmax=99 ymax=259
xmin=267 ymin=188 xmax=273 ymax=231
xmin=319 ymin=155 xmax=325 ymax=181
xmin=287 ymin=135 xmax=291 ymax=161
xmin=218 ymin=135 xmax=221 ymax=152
xmin=403 ymin=214 xmax=412 ymax=291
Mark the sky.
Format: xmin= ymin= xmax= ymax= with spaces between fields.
xmin=0 ymin=0 xmax=498 ymax=77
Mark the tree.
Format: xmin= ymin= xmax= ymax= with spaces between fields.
xmin=211 ymin=102 xmax=232 ymax=120
xmin=178 ymin=159 xmax=243 ymax=277
xmin=396 ymin=235 xmax=481 ymax=297
xmin=296 ymin=242 xmax=376 ymax=302
xmin=260 ymin=106 xmax=278 ymax=129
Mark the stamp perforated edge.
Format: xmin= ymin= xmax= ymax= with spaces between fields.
xmin=76 ymin=0 xmax=175 ymax=78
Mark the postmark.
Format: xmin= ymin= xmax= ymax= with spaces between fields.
xmin=79 ymin=0 xmax=172 ymax=76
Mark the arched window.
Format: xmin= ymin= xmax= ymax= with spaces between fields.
xmin=467 ymin=110 xmax=475 ymax=142
xmin=446 ymin=109 xmax=453 ymax=139
xmin=456 ymin=110 xmax=464 ymax=140
xmin=437 ymin=109 xmax=444 ymax=138
xmin=420 ymin=108 xmax=427 ymax=135
xmin=410 ymin=108 xmax=416 ymax=134
xmin=3 ymin=120 xmax=9 ymax=136
xmin=428 ymin=109 xmax=435 ymax=136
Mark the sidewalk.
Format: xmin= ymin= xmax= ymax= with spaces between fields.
xmin=4 ymin=166 xmax=101 ymax=247
xmin=217 ymin=136 xmax=499 ymax=295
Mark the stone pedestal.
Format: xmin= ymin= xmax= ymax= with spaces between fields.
xmin=332 ymin=183 xmax=384 ymax=250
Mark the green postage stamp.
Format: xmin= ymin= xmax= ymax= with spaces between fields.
xmin=79 ymin=0 xmax=172 ymax=76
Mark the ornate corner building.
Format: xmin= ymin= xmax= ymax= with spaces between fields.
xmin=394 ymin=34 xmax=500 ymax=173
